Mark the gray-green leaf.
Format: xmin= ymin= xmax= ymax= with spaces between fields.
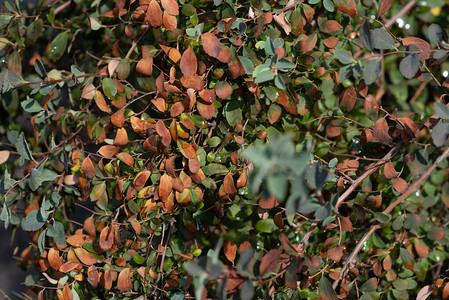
xmin=15 ymin=132 xmax=34 ymax=161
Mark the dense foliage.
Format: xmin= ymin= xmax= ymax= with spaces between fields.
xmin=2 ymin=0 xmax=449 ymax=298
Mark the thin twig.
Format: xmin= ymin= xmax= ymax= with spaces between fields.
xmin=384 ymin=0 xmax=419 ymax=28
xmin=125 ymin=26 xmax=150 ymax=59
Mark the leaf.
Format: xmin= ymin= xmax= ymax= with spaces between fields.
xmin=428 ymin=24 xmax=443 ymax=46
xmin=102 ymin=78 xmax=117 ymax=99
xmin=180 ymin=47 xmax=197 ymax=76
xmin=117 ymin=268 xmax=133 ymax=292
xmin=364 ymin=59 xmax=381 ymax=85
xmin=161 ymin=0 xmax=179 ymax=15
xmin=364 ymin=95 xmax=378 ymax=120
xmin=273 ymin=12 xmax=291 ymax=35
xmin=133 ymin=170 xmax=151 ymax=191
xmin=402 ymin=37 xmax=431 ymax=59
xmin=333 ymin=0 xmax=357 ymax=16
xmin=201 ymin=32 xmax=222 ymax=58
xmin=15 ymin=132 xmax=34 ymax=161
xmin=0 ymin=69 xmax=26 ymax=94
xmin=417 ymin=285 xmax=433 ymax=300
xmin=399 ymin=53 xmax=420 ymax=79
xmin=318 ymin=277 xmax=338 ymax=300
xmin=74 ymin=247 xmax=97 ymax=265
xmin=117 ymin=152 xmax=134 ymax=167
xmin=59 ymin=261 xmax=80 ymax=273
xmin=431 ymin=122 xmax=449 ymax=147
xmin=274 ymin=74 xmax=285 ymax=90
xmin=259 ymin=249 xmax=282 ymax=276
xmin=66 ymin=234 xmax=93 ymax=247
xmin=373 ymin=117 xmax=390 ymax=143
xmin=393 ymin=178 xmax=408 ymax=193
xmin=255 ymin=70 xmax=275 ymax=84
xmin=198 ymin=89 xmax=216 ymax=103
xmin=99 ymin=226 xmax=113 ymax=251
xmin=81 ymin=157 xmax=96 ymax=179
xmin=339 ymin=86 xmax=356 ymax=113
xmin=147 ymin=0 xmax=163 ymax=27
xmin=225 ymin=101 xmax=242 ymax=126
xmin=48 ymin=247 xmax=63 ymax=270
xmin=159 ymin=173 xmax=173 ymax=201
xmin=373 ymin=28 xmax=396 ymax=50
xmin=360 ymin=278 xmax=378 ymax=293
xmin=22 ymin=210 xmax=46 ymax=231
xmin=414 ymin=238 xmax=429 ymax=258
xmin=319 ymin=19 xmax=342 ymax=35
xmin=290 ymin=8 xmax=306 ymax=36
xmin=384 ymin=161 xmax=397 ymax=179
xmin=156 ymin=120 xmax=171 ymax=146
xmin=435 ymin=103 xmax=449 ymax=120
xmin=181 ymin=75 xmax=204 ymax=91
xmin=378 ymin=0 xmax=393 ymax=16
xmin=223 ymin=172 xmax=237 ymax=196
xmin=327 ymin=246 xmax=343 ymax=262
xmin=238 ymin=56 xmax=254 ymax=75
xmin=359 ymin=21 xmax=373 ymax=51
xmin=334 ymin=49 xmax=353 ymax=64
xmin=215 ymin=81 xmax=232 ymax=99
xmin=48 ymin=31 xmax=68 ymax=62
xmin=223 ymin=240 xmax=237 ymax=264
xmin=0 ymin=150 xmax=10 ymax=164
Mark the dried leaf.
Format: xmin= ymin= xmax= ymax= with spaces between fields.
xmin=117 ymin=152 xmax=134 ymax=167
xmin=48 ymin=247 xmax=62 ymax=270
xmin=259 ymin=249 xmax=282 ymax=276
xmin=373 ymin=117 xmax=390 ymax=142
xmin=159 ymin=173 xmax=173 ymax=201
xmin=393 ymin=178 xmax=408 ymax=193
xmin=0 ymin=150 xmax=10 ymax=164
xmin=402 ymin=37 xmax=431 ymax=60
xmin=133 ymin=170 xmax=151 ymax=191
xmin=59 ymin=261 xmax=80 ymax=273
xmin=163 ymin=12 xmax=177 ymax=31
xmin=114 ymin=127 xmax=129 ymax=146
xmin=181 ymin=75 xmax=204 ymax=91
xmin=94 ymin=90 xmax=111 ymax=113
xmin=339 ymin=86 xmax=357 ymax=113
xmin=98 ymin=145 xmax=118 ymax=158
xmin=215 ymin=81 xmax=232 ymax=99
xmin=99 ymin=226 xmax=114 ymax=251
xmin=147 ymin=0 xmax=162 ymax=27
xmin=152 ymin=97 xmax=166 ymax=112
xmin=66 ymin=234 xmax=93 ymax=247
xmin=334 ymin=0 xmax=357 ymax=16
xmin=384 ymin=161 xmax=397 ymax=179
xmin=197 ymin=101 xmax=215 ymax=119
xmin=62 ymin=285 xmax=73 ymax=300
xmin=201 ymin=32 xmax=222 ymax=58
xmin=378 ymin=0 xmax=393 ymax=16
xmin=224 ymin=240 xmax=237 ymax=264
xmin=199 ymin=89 xmax=216 ymax=103
xmin=273 ymin=12 xmax=291 ymax=35
xmin=81 ymin=157 xmax=96 ymax=179
xmin=223 ymin=172 xmax=237 ymax=196
xmin=156 ymin=120 xmax=171 ymax=146
xmin=111 ymin=110 xmax=125 ymax=127
xmin=117 ymin=268 xmax=133 ymax=292
xmin=161 ymin=0 xmax=179 ymax=15
xmin=417 ymin=285 xmax=434 ymax=300
xmin=74 ymin=247 xmax=97 ymax=265
xmin=87 ymin=266 xmax=99 ymax=287
xmin=327 ymin=246 xmax=343 ymax=262
xmin=180 ymin=47 xmax=197 ymax=76
xmin=136 ymin=56 xmax=153 ymax=76
xmin=160 ymin=44 xmax=181 ymax=63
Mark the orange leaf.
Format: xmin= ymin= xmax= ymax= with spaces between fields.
xmin=66 ymin=234 xmax=93 ymax=247
xmin=373 ymin=117 xmax=390 ymax=142
xmin=199 ymin=89 xmax=216 ymax=103
xmin=134 ymin=170 xmax=151 ymax=191
xmin=0 ymin=150 xmax=10 ymax=164
xmin=81 ymin=157 xmax=96 ymax=179
xmin=94 ymin=90 xmax=111 ymax=113
xmin=161 ymin=0 xmax=179 ymax=15
xmin=103 ymin=269 xmax=113 ymax=290
xmin=339 ymin=86 xmax=357 ymax=113
xmin=48 ymin=247 xmax=63 ymax=270
xmin=384 ymin=161 xmax=397 ymax=179
xmin=217 ymin=46 xmax=231 ymax=63
xmin=74 ymin=247 xmax=97 ymax=265
xmin=136 ymin=56 xmax=153 ymax=76
xmin=160 ymin=44 xmax=181 ymax=63
xmin=383 ymin=254 xmax=392 ymax=271
xmin=393 ymin=178 xmax=408 ymax=193
xmin=180 ymin=47 xmax=197 ymax=76
xmin=170 ymin=102 xmax=185 ymax=117
xmin=130 ymin=116 xmax=148 ymax=135
xmin=259 ymin=249 xmax=282 ymax=276
xmin=59 ymin=261 xmax=80 ymax=273
xmin=98 ymin=145 xmax=118 ymax=158
xmin=215 ymin=81 xmax=232 ymax=100
xmin=181 ymin=75 xmax=204 ymax=91
xmin=152 ymin=97 xmax=166 ymax=112
xmin=147 ymin=0 xmax=162 ymax=27
xmin=177 ymin=140 xmax=197 ymax=159
xmin=117 ymin=268 xmax=133 ymax=292
xmin=197 ymin=101 xmax=215 ymax=119
xmin=159 ymin=173 xmax=173 ymax=201
xmin=223 ymin=172 xmax=237 ymax=196
xmin=117 ymin=152 xmax=134 ymax=167
xmin=99 ymin=226 xmax=114 ymax=251
xmin=62 ymin=285 xmax=73 ymax=300
xmin=201 ymin=32 xmax=222 ymax=58
xmin=414 ymin=238 xmax=429 ymax=258
xmin=327 ymin=246 xmax=343 ymax=262
xmin=443 ymin=282 xmax=449 ymax=299
xmin=87 ymin=266 xmax=99 ymax=287
xmin=84 ymin=215 xmax=96 ymax=236
xmin=156 ymin=120 xmax=172 ymax=146
xmin=162 ymin=12 xmax=177 ymax=31
xmin=114 ymin=127 xmax=129 ymax=146
xmin=224 ymin=240 xmax=237 ymax=264
xmin=111 ymin=110 xmax=125 ymax=127
xmin=188 ymin=158 xmax=200 ymax=174
xmin=378 ymin=0 xmax=393 ymax=16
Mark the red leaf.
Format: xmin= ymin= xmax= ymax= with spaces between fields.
xmin=373 ymin=117 xmax=390 ymax=143
xmin=334 ymin=0 xmax=357 ymax=16
xmin=378 ymin=0 xmax=393 ymax=16
xmin=259 ymin=249 xmax=282 ymax=276
xmin=339 ymin=86 xmax=357 ymax=113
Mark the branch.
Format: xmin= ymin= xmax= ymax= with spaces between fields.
xmin=384 ymin=0 xmax=419 ymax=28
xmin=125 ymin=26 xmax=150 ymax=59
xmin=333 ymin=145 xmax=449 ymax=290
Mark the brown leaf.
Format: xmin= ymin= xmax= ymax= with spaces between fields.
xmin=181 ymin=75 xmax=204 ymax=91
xmin=117 ymin=152 xmax=134 ymax=167
xmin=224 ymin=240 xmax=237 ymax=264
xmin=161 ymin=0 xmax=179 ymax=15
xmin=147 ymin=0 xmax=162 ymax=27
xmin=99 ymin=226 xmax=114 ymax=251
xmin=217 ymin=46 xmax=232 ymax=63
xmin=373 ymin=117 xmax=390 ymax=143
xmin=414 ymin=238 xmax=429 ymax=258
xmin=114 ymin=127 xmax=129 ymax=146
xmin=319 ymin=19 xmax=343 ymax=34
xmin=327 ymin=246 xmax=343 ymax=262
xmin=66 ymin=234 xmax=93 ymax=247
xmin=152 ymin=97 xmax=166 ymax=112
xmin=159 ymin=173 xmax=173 ymax=201
xmin=417 ymin=285 xmax=434 ymax=300
xmin=82 ymin=83 xmax=96 ymax=100
xmin=180 ymin=47 xmax=197 ymax=76
xmin=279 ymin=232 xmax=297 ymax=254
xmin=136 ymin=56 xmax=153 ymax=76
xmin=393 ymin=178 xmax=408 ymax=193
xmin=156 ymin=120 xmax=172 ymax=146
xmin=98 ymin=145 xmax=118 ymax=158
xmin=201 ymin=32 xmax=222 ymax=58
xmin=340 ymin=216 xmax=353 ymax=232
xmin=197 ymin=101 xmax=215 ymax=119
xmin=378 ymin=0 xmax=393 ymax=16
xmin=117 ymin=268 xmax=133 ymax=292
xmin=134 ymin=170 xmax=151 ymax=191
xmin=384 ymin=161 xmax=397 ymax=179
xmin=94 ymin=90 xmax=111 ymax=113
xmin=160 ymin=44 xmax=181 ymax=63
xmin=81 ymin=157 xmax=96 ymax=179
xmin=62 ymin=285 xmax=73 ymax=300
xmin=87 ymin=266 xmax=99 ymax=287
xmin=59 ymin=261 xmax=80 ymax=273
xmin=339 ymin=86 xmax=357 ymax=113
xmin=170 ymin=102 xmax=185 ymax=117
xmin=223 ymin=172 xmax=237 ymax=196
xmin=48 ymin=247 xmax=63 ymax=270
xmin=273 ymin=12 xmax=291 ymax=35
xmin=111 ymin=110 xmax=125 ymax=127
xmin=102 ymin=269 xmax=113 ymax=290
xmin=163 ymin=12 xmax=177 ymax=30
xmin=215 ymin=81 xmax=232 ymax=99
xmin=199 ymin=89 xmax=216 ymax=103
xmin=383 ymin=254 xmax=392 ymax=271
xmin=74 ymin=247 xmax=97 ymax=265
xmin=443 ymin=282 xmax=449 ymax=299
xmin=402 ymin=37 xmax=431 ymax=60
xmin=84 ymin=215 xmax=96 ymax=236
xmin=334 ymin=0 xmax=357 ymax=16
xmin=178 ymin=140 xmax=197 ymax=159
xmin=236 ymin=171 xmax=247 ymax=189
xmin=188 ymin=158 xmax=200 ymax=174
xmin=259 ymin=249 xmax=282 ymax=276
xmin=0 ymin=150 xmax=10 ymax=164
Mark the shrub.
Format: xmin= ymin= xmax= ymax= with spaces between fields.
xmin=1 ymin=0 xmax=449 ymax=299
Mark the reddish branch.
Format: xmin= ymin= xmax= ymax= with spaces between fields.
xmin=7 ymin=74 xmax=104 ymax=92
xmin=384 ymin=0 xmax=419 ymax=28
xmin=333 ymin=145 xmax=449 ymax=290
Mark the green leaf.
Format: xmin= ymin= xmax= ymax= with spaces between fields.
xmin=374 ymin=212 xmax=391 ymax=223
xmin=334 ymin=49 xmax=354 ymax=64
xmin=22 ymin=210 xmax=47 ymax=231
xmin=225 ymin=101 xmax=242 ymax=126
xmin=428 ymin=24 xmax=443 ymax=46
xmin=34 ymin=59 xmax=46 ymax=78
xmin=434 ymin=102 xmax=449 ymax=120
xmin=37 ymin=229 xmax=46 ymax=254
xmin=392 ymin=279 xmax=409 ymax=290
xmin=306 ymin=162 xmax=328 ymax=190
xmin=360 ymin=21 xmax=373 ymax=51
xmin=21 ymin=97 xmax=44 ymax=113
xmin=133 ymin=255 xmax=146 ymax=264
xmin=433 ymin=49 xmax=447 ymax=60
xmin=277 ymin=58 xmax=296 ymax=70
xmin=399 ymin=53 xmax=419 ymax=79
xmin=0 ymin=15 xmax=13 ymax=28
xmin=431 ymin=122 xmax=449 ymax=147
xmin=48 ymin=31 xmax=68 ymax=62
xmin=102 ymin=78 xmax=117 ymax=99
xmin=373 ymin=28 xmax=396 ymax=50
xmin=0 ymin=201 xmax=11 ymax=229
xmin=0 ymin=69 xmax=27 ymax=94
xmin=274 ymin=74 xmax=286 ymax=90
xmin=15 ymin=132 xmax=34 ymax=161
xmin=26 ymin=19 xmax=43 ymax=44
xmin=323 ymin=0 xmax=335 ymax=12
xmin=318 ymin=277 xmax=338 ymax=300
xmin=47 ymin=221 xmax=66 ymax=245
xmin=364 ymin=59 xmax=381 ymax=85
xmin=29 ymin=168 xmax=42 ymax=191
xmin=360 ymin=278 xmax=377 ymax=293
xmin=265 ymin=37 xmax=275 ymax=55
xmin=255 ymin=219 xmax=276 ymax=233
xmin=266 ymin=174 xmax=288 ymax=200
xmin=240 ymin=280 xmax=254 ymax=300
xmin=254 ymin=70 xmax=275 ymax=84
xmin=239 ymin=56 xmax=254 ymax=75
